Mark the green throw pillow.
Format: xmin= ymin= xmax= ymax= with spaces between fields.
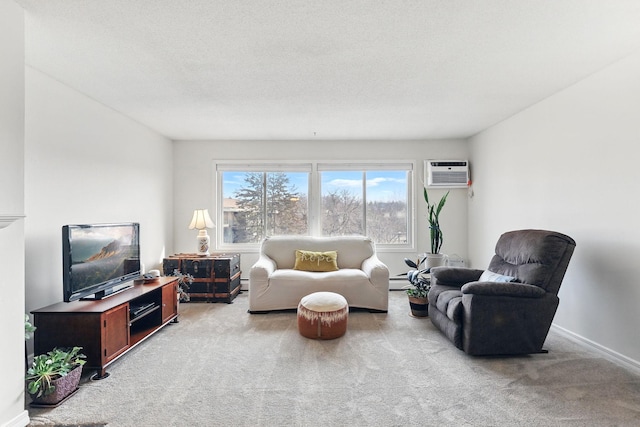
xmin=293 ymin=250 xmax=339 ymax=272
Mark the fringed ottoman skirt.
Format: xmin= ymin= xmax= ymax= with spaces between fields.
xmin=297 ymin=292 xmax=349 ymax=339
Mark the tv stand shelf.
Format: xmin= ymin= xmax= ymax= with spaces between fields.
xmin=130 ymin=304 xmax=159 ymax=323
xmin=32 ymin=277 xmax=179 ymax=379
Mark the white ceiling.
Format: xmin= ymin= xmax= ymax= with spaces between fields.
xmin=16 ymin=0 xmax=640 ymax=141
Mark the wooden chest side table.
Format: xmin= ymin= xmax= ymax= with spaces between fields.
xmin=162 ymin=253 xmax=241 ymax=303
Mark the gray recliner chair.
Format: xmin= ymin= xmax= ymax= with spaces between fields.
xmin=428 ymin=229 xmax=576 ymax=356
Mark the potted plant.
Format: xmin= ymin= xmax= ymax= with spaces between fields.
xmin=423 ymin=187 xmax=449 ymax=268
xmin=25 ymin=314 xmax=36 ymax=339
xmin=171 ymin=269 xmax=194 ymax=303
xmin=403 ymin=256 xmax=431 ymax=317
xmin=26 ymin=346 xmax=86 ymax=406
xmin=25 ymin=314 xmax=36 ymax=370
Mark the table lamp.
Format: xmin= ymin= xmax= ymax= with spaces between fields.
xmin=189 ymin=209 xmax=214 ymax=256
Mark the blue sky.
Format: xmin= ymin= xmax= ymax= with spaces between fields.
xmin=321 ymin=171 xmax=407 ymax=202
xmin=223 ymin=171 xmax=408 ymax=202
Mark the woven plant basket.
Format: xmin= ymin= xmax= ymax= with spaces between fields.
xmin=408 ymin=296 xmax=429 ymax=317
xmin=29 ymin=365 xmax=82 ymax=406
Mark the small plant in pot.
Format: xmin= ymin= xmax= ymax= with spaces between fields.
xmin=423 ymin=187 xmax=449 ymax=268
xmin=25 ymin=314 xmax=36 ymax=370
xmin=25 ymin=313 xmax=36 ymax=340
xmin=171 ymin=269 xmax=194 ymax=302
xmin=26 ymin=346 xmax=86 ymax=406
xmin=403 ymin=256 xmax=431 ymax=317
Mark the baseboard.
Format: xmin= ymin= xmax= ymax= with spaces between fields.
xmin=1 ymin=410 xmax=29 ymax=427
xmin=389 ymin=276 xmax=406 ymax=290
xmin=551 ymin=323 xmax=640 ymax=375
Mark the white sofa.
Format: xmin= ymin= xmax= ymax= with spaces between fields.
xmin=249 ymin=235 xmax=389 ymax=312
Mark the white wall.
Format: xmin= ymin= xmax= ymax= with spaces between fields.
xmin=24 ymin=68 xmax=174 ymax=320
xmin=172 ymin=139 xmax=469 ymax=284
xmin=0 ymin=1 xmax=28 ymax=426
xmin=468 ymin=50 xmax=640 ymax=365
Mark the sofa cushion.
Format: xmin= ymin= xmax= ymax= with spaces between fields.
xmin=294 ymin=250 xmax=339 ymax=272
xmin=261 ymin=236 xmax=375 ymax=269
xmin=271 ymin=268 xmax=368 ymax=281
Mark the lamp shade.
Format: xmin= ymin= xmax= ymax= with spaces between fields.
xmin=188 ymin=209 xmax=214 ymax=230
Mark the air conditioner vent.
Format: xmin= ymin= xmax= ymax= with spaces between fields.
xmin=426 ymin=160 xmax=469 ymax=188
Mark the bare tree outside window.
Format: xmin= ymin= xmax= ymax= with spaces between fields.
xmin=322 ymin=189 xmax=363 ymax=236
xmin=366 ymin=200 xmax=408 ymax=244
xmin=321 ymin=170 xmax=409 ymax=243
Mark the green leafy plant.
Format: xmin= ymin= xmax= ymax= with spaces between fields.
xmin=26 ymin=347 xmax=86 ymax=398
xmin=171 ymin=269 xmax=194 ymax=302
xmin=25 ymin=314 xmax=36 ymax=340
xmin=424 ymin=188 xmax=449 ymax=254
xmin=402 ymin=256 xmax=431 ymax=298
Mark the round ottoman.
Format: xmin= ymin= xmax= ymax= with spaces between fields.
xmin=297 ymin=292 xmax=349 ymax=339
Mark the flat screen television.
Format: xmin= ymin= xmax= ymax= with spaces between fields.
xmin=62 ymin=222 xmax=141 ymax=302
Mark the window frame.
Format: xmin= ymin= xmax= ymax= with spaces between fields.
xmin=214 ymin=160 xmax=415 ymax=252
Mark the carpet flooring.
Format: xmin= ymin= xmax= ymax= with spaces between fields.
xmin=27 ymin=291 xmax=640 ymax=426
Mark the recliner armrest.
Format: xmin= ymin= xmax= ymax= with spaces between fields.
xmin=461 ymin=281 xmax=546 ymax=298
xmin=430 ymin=267 xmax=483 ymax=286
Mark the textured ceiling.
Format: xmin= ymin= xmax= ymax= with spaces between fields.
xmin=16 ymin=0 xmax=640 ymax=140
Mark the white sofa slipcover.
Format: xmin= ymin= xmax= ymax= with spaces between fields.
xmin=249 ymin=235 xmax=389 ymax=312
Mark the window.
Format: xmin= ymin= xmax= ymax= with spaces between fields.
xmin=319 ymin=164 xmax=411 ymax=245
xmin=217 ymin=162 xmax=413 ymax=248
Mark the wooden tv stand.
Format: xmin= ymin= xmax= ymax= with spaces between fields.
xmin=32 ymin=277 xmax=179 ymax=379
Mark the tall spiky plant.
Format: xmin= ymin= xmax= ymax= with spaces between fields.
xmin=424 ymin=188 xmax=449 ymax=254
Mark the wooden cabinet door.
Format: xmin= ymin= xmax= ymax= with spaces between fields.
xmin=161 ymin=281 xmax=178 ymax=323
xmin=102 ymin=304 xmax=130 ymax=365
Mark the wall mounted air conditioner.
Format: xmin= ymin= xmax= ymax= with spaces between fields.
xmin=425 ymin=160 xmax=469 ymax=188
